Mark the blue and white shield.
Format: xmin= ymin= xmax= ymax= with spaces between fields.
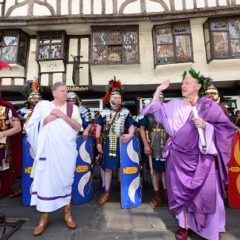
xmin=22 ymin=137 xmax=34 ymax=206
xmin=72 ymin=136 xmax=94 ymax=204
xmin=120 ymin=136 xmax=142 ymax=208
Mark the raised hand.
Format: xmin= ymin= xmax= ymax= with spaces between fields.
xmin=157 ymin=79 xmax=171 ymax=92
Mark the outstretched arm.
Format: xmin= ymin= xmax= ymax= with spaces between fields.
xmin=153 ymin=80 xmax=171 ymax=101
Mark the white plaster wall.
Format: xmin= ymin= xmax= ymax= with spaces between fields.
xmin=52 ymin=72 xmax=63 ymax=84
xmin=208 ymin=0 xmax=217 ymax=7
xmin=14 ymin=78 xmax=24 ymax=85
xmin=66 ymin=64 xmax=73 ymax=86
xmin=79 ymin=64 xmax=89 ymax=85
xmin=197 ymin=0 xmax=205 ymax=9
xmin=146 ymin=1 xmax=165 ymax=13
xmin=174 ymin=0 xmax=183 ymax=11
xmin=10 ymin=5 xmax=28 ymax=16
xmin=0 ymin=65 xmax=24 ymax=78
xmin=61 ymin=0 xmax=69 ymax=15
xmin=26 ymin=39 xmax=39 ymax=81
xmin=105 ymin=0 xmax=113 ymax=14
xmin=186 ymin=0 xmax=194 ymax=10
xmin=236 ymin=0 xmax=240 ymax=4
xmin=48 ymin=0 xmax=57 ymax=8
xmin=68 ymin=39 xmax=78 ymax=60
xmin=72 ymin=0 xmax=80 ymax=15
xmin=123 ymin=0 xmax=141 ymax=14
xmin=40 ymin=74 xmax=49 ymax=86
xmin=93 ymin=0 xmax=102 ymax=14
xmin=219 ymin=0 xmax=227 ymax=6
xmin=33 ymin=4 xmax=51 ymax=16
xmin=81 ymin=38 xmax=89 ymax=62
xmin=83 ymin=0 xmax=91 ymax=14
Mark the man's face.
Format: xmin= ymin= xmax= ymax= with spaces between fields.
xmin=67 ymin=98 xmax=78 ymax=105
xmin=53 ymin=85 xmax=68 ymax=102
xmin=206 ymin=91 xmax=219 ymax=102
xmin=30 ymin=94 xmax=41 ymax=106
xmin=181 ymin=76 xmax=201 ymax=98
xmin=110 ymin=94 xmax=122 ymax=108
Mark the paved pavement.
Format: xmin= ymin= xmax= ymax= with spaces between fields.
xmin=0 ymin=180 xmax=240 ymax=240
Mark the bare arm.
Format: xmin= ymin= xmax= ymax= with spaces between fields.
xmin=139 ymin=126 xmax=151 ymax=155
xmin=95 ymin=124 xmax=103 ymax=153
xmin=153 ymin=80 xmax=171 ymax=101
xmin=0 ymin=117 xmax=21 ymax=138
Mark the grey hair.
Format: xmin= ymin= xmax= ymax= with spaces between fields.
xmin=51 ymin=82 xmax=66 ymax=92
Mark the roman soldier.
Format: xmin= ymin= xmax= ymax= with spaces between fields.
xmin=95 ymin=77 xmax=135 ymax=205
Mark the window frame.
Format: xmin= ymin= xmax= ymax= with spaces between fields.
xmin=203 ymin=17 xmax=240 ymax=62
xmin=153 ymin=21 xmax=194 ymax=67
xmin=91 ymin=25 xmax=140 ymax=65
xmin=36 ymin=30 xmax=67 ymax=61
xmin=0 ymin=29 xmax=28 ymax=66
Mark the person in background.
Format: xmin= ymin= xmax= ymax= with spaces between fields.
xmin=138 ymin=92 xmax=168 ymax=206
xmin=67 ymin=92 xmax=92 ymax=139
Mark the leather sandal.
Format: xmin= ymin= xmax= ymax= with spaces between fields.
xmin=175 ymin=228 xmax=189 ymax=240
xmin=98 ymin=191 xmax=110 ymax=205
xmin=64 ymin=205 xmax=77 ymax=229
xmin=32 ymin=213 xmax=49 ymax=236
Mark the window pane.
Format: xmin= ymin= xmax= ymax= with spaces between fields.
xmin=50 ymin=45 xmax=62 ymax=58
xmin=231 ymin=39 xmax=240 ymax=57
xmin=157 ymin=45 xmax=174 ymax=64
xmin=108 ymin=46 xmax=122 ymax=64
xmin=92 ymin=45 xmax=108 ymax=63
xmin=17 ymin=34 xmax=27 ymax=65
xmin=51 ymin=32 xmax=62 ymax=42
xmin=156 ymin=28 xmax=173 ymax=44
xmin=39 ymin=34 xmax=50 ymax=44
xmin=3 ymin=35 xmax=18 ymax=46
xmin=92 ymin=32 xmax=107 ymax=46
xmin=211 ymin=21 xmax=227 ymax=31
xmin=123 ymin=32 xmax=138 ymax=45
xmin=228 ymin=20 xmax=240 ymax=39
xmin=108 ymin=30 xmax=122 ymax=45
xmin=175 ymin=35 xmax=192 ymax=62
xmin=212 ymin=32 xmax=229 ymax=57
xmin=0 ymin=46 xmax=17 ymax=62
xmin=38 ymin=45 xmax=50 ymax=59
xmin=123 ymin=45 xmax=138 ymax=63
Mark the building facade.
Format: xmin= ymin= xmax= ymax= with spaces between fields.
xmin=0 ymin=0 xmax=240 ymax=113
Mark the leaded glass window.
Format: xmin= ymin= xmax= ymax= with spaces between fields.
xmin=204 ymin=17 xmax=240 ymax=61
xmin=92 ymin=26 xmax=139 ymax=64
xmin=153 ymin=22 xmax=193 ymax=65
xmin=37 ymin=31 xmax=65 ymax=60
xmin=0 ymin=30 xmax=28 ymax=66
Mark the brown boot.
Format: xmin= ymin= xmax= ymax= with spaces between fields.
xmin=98 ymin=191 xmax=110 ymax=205
xmin=152 ymin=191 xmax=162 ymax=207
xmin=32 ymin=213 xmax=49 ymax=236
xmin=64 ymin=204 xmax=77 ymax=229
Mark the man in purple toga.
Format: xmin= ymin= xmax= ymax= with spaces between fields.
xmin=141 ymin=68 xmax=235 ymax=240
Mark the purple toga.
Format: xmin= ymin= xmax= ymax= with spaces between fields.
xmin=141 ymin=97 xmax=235 ymax=240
